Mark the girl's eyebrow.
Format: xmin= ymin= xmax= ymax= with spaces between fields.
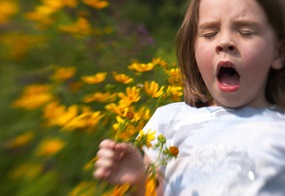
xmin=198 ymin=21 xmax=219 ymax=30
xmin=198 ymin=20 xmax=262 ymax=30
xmin=233 ymin=20 xmax=262 ymax=29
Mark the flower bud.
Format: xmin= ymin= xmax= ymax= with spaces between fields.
xmin=157 ymin=134 xmax=166 ymax=144
xmin=169 ymin=146 xmax=179 ymax=157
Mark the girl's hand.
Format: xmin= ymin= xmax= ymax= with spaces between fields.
xmin=93 ymin=139 xmax=146 ymax=185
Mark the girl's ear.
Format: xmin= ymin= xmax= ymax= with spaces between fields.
xmin=272 ymin=39 xmax=285 ymax=70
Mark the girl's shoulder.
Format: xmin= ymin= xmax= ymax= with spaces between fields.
xmin=153 ymin=102 xmax=214 ymax=124
xmin=154 ymin=102 xmax=197 ymax=119
xmin=154 ymin=102 xmax=285 ymax=122
xmin=156 ymin=101 xmax=201 ymax=114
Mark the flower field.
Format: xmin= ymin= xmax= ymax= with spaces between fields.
xmin=0 ymin=0 xmax=186 ymax=195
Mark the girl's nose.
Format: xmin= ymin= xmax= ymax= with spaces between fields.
xmin=216 ymin=41 xmax=237 ymax=54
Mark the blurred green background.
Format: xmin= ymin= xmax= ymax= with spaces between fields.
xmin=0 ymin=0 xmax=187 ymax=195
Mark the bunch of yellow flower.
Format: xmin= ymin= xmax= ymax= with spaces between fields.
xmin=12 ymin=57 xmax=182 ymax=195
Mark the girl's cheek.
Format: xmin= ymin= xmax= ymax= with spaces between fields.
xmin=196 ymin=41 xmax=214 ymax=56
xmin=196 ymin=46 xmax=213 ymax=65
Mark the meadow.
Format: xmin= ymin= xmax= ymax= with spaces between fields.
xmin=0 ymin=0 xmax=186 ymax=195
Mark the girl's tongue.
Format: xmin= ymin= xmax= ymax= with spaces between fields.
xmin=218 ymin=67 xmax=240 ymax=86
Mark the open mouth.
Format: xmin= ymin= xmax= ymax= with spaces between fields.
xmin=218 ymin=67 xmax=240 ymax=86
xmin=217 ymin=62 xmax=240 ymax=86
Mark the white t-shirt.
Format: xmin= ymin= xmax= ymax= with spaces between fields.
xmin=143 ymin=102 xmax=285 ymax=196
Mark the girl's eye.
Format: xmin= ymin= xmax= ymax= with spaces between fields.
xmin=240 ymin=30 xmax=254 ymax=37
xmin=203 ymin=32 xmax=217 ymax=39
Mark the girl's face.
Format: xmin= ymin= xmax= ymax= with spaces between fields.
xmin=195 ymin=0 xmax=283 ymax=108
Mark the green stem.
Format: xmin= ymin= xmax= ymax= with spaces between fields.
xmin=114 ymin=119 xmax=128 ymax=142
xmin=153 ymin=95 xmax=164 ymax=113
xmin=153 ymin=143 xmax=164 ymax=167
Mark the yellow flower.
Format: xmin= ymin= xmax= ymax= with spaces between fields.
xmin=81 ymin=72 xmax=107 ymax=84
xmin=152 ymin=57 xmax=168 ymax=68
xmin=166 ymin=85 xmax=183 ymax=96
xmin=62 ymin=111 xmax=104 ymax=131
xmin=102 ymin=184 xmax=130 ymax=196
xmin=115 ymin=123 xmax=137 ymax=142
xmin=36 ymin=138 xmax=65 ymax=156
xmin=144 ymin=81 xmax=165 ymax=98
xmin=112 ymin=72 xmax=133 ymax=84
xmin=6 ymin=131 xmax=34 ymax=148
xmin=165 ymin=85 xmax=183 ymax=101
xmin=83 ymin=92 xmax=117 ymax=103
xmin=113 ymin=108 xmax=140 ymax=141
xmin=128 ymin=62 xmax=155 ymax=72
xmin=43 ymin=101 xmax=78 ymax=127
xmin=37 ymin=4 xmax=58 ymax=14
xmin=1 ymin=34 xmax=45 ymax=60
xmin=112 ymin=108 xmax=150 ymax=140
xmin=123 ymin=108 xmax=134 ymax=120
xmin=105 ymin=102 xmax=129 ymax=116
xmin=112 ymin=107 xmax=135 ymax=125
xmin=51 ymin=66 xmax=76 ymax=82
xmin=133 ymin=107 xmax=151 ymax=122
xmin=166 ymin=68 xmax=182 ymax=85
xmin=136 ymin=129 xmax=156 ymax=148
xmin=82 ymin=0 xmax=109 ymax=9
xmin=145 ymin=176 xmax=157 ymax=196
xmin=68 ymin=181 xmax=96 ymax=196
xmin=25 ymin=4 xmax=58 ymax=27
xmin=61 ymin=0 xmax=78 ymax=8
xmin=8 ymin=163 xmax=42 ymax=179
xmin=0 ymin=1 xmax=19 ymax=24
xmin=42 ymin=0 xmax=64 ymax=9
xmin=115 ymin=107 xmax=150 ymax=135
xmin=117 ymin=86 xmax=141 ymax=106
xmin=12 ymin=84 xmax=53 ymax=110
xmin=112 ymin=115 xmax=125 ymax=131
xmin=59 ymin=17 xmax=92 ymax=37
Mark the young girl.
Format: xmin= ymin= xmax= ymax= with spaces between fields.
xmin=94 ymin=0 xmax=285 ymax=195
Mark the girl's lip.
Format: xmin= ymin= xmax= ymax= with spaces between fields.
xmin=218 ymin=82 xmax=240 ymax=92
xmin=216 ymin=61 xmax=240 ymax=92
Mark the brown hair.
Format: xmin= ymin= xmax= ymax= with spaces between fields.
xmin=176 ymin=0 xmax=285 ymax=108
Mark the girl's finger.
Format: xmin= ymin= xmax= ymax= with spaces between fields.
xmin=97 ymin=148 xmax=117 ymax=159
xmin=115 ymin=142 xmax=138 ymax=155
xmin=93 ymin=167 xmax=112 ymax=180
xmin=99 ymin=139 xmax=116 ymax=149
xmin=95 ymin=157 xmax=118 ymax=170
